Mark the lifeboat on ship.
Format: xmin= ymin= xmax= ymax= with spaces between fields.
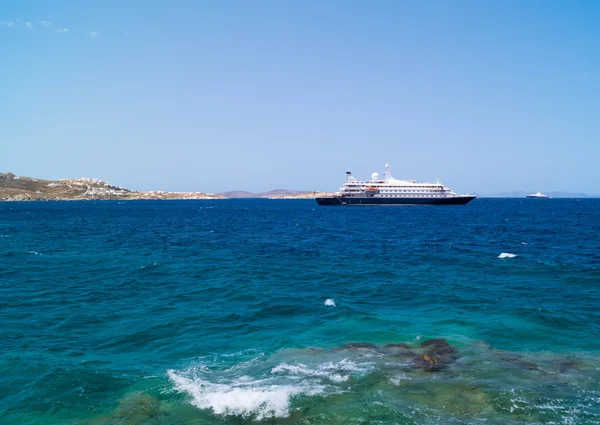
xmin=365 ymin=187 xmax=379 ymax=197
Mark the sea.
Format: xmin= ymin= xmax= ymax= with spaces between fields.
xmin=1 ymin=199 xmax=599 ymax=425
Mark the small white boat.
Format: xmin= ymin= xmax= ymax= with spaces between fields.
xmin=527 ymin=191 xmax=549 ymax=199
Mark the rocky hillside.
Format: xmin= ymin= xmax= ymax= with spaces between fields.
xmin=0 ymin=172 xmax=225 ymax=201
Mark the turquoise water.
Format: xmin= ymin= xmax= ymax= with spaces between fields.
xmin=1 ymin=199 xmax=599 ymax=424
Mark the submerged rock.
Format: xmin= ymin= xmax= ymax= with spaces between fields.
xmin=384 ymin=343 xmax=411 ymax=349
xmin=421 ymin=338 xmax=449 ymax=348
xmin=115 ymin=392 xmax=161 ymax=423
xmin=558 ymin=359 xmax=579 ymax=373
xmin=498 ymin=352 xmax=521 ymax=362
xmin=421 ymin=338 xmax=456 ymax=355
xmin=339 ymin=338 xmax=460 ymax=372
xmin=378 ymin=343 xmax=415 ymax=356
xmin=411 ymin=338 xmax=459 ymax=371
xmin=412 ymin=354 xmax=445 ymax=372
xmin=86 ymin=392 xmax=162 ymax=425
xmin=422 ymin=339 xmax=457 ymax=357
xmin=494 ymin=349 xmax=543 ymax=371
xmin=517 ymin=360 xmax=539 ymax=370
xmin=344 ymin=342 xmax=377 ymax=350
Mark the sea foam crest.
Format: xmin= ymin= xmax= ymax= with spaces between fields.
xmin=498 ymin=252 xmax=517 ymax=259
xmin=271 ymin=358 xmax=374 ymax=383
xmin=324 ymin=299 xmax=336 ymax=307
xmin=272 ymin=363 xmax=347 ymax=382
xmin=167 ymin=370 xmax=321 ymax=419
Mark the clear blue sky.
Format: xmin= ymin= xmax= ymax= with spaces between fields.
xmin=2 ymin=1 xmax=599 ymax=194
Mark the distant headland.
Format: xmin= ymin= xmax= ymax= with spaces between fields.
xmin=0 ymin=172 xmax=225 ymax=201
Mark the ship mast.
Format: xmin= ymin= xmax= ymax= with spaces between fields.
xmin=384 ymin=164 xmax=392 ymax=181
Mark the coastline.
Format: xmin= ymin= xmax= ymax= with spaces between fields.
xmin=0 ymin=172 xmax=225 ymax=201
xmin=0 ymin=193 xmax=226 ymax=202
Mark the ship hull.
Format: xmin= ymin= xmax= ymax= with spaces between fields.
xmin=315 ymin=196 xmax=476 ymax=206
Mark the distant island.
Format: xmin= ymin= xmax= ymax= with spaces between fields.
xmin=0 ymin=172 xmax=225 ymax=201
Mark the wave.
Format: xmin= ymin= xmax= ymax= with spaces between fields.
xmin=167 ymin=369 xmax=322 ymax=419
xmin=166 ymin=350 xmax=378 ymax=419
xmin=324 ymin=298 xmax=336 ymax=307
xmin=498 ymin=252 xmax=517 ymax=259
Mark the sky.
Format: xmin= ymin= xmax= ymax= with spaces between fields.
xmin=1 ymin=0 xmax=599 ymax=194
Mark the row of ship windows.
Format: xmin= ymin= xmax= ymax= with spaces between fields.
xmin=347 ymin=185 xmax=441 ymax=189
xmin=379 ymin=195 xmax=442 ymax=197
xmin=346 ymin=183 xmax=442 ymax=188
xmin=347 ymin=187 xmax=443 ymax=191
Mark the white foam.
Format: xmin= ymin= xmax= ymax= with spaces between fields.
xmin=271 ymin=358 xmax=373 ymax=383
xmin=168 ymin=370 xmax=322 ymax=419
xmin=324 ymin=299 xmax=336 ymax=307
xmin=272 ymin=362 xmax=345 ymax=383
xmin=498 ymin=252 xmax=517 ymax=259
xmin=390 ymin=374 xmax=412 ymax=385
xmin=28 ymin=251 xmax=41 ymax=255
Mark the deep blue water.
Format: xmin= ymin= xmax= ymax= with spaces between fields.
xmin=1 ymin=199 xmax=599 ymax=424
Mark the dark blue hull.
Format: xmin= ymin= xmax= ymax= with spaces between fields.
xmin=316 ymin=196 xmax=476 ymax=206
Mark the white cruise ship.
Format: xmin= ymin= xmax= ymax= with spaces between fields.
xmin=316 ymin=165 xmax=476 ymax=206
